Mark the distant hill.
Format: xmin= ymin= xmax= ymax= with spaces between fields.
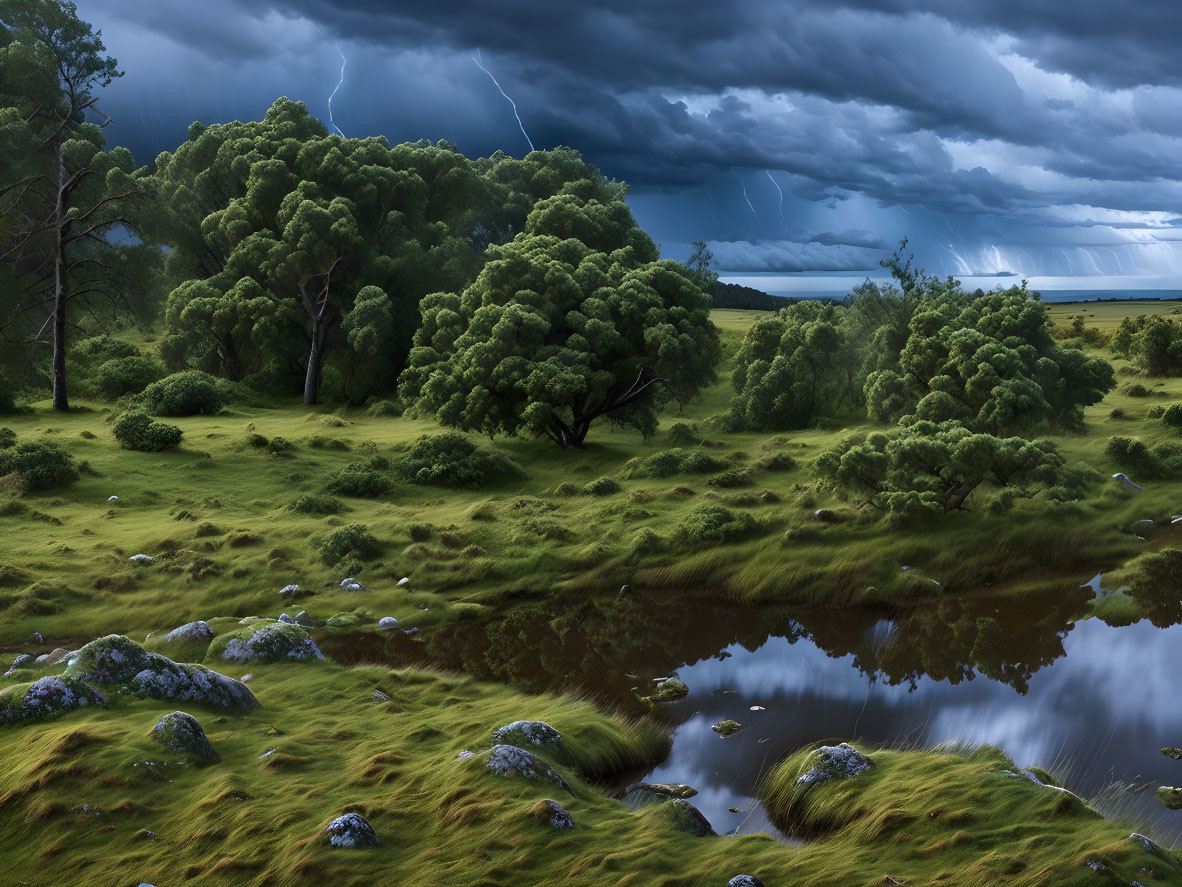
xmin=711 ymin=281 xmax=795 ymax=310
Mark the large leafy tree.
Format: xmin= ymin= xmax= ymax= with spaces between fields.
xmin=0 ymin=0 xmax=151 ymax=410
xmin=816 ymin=419 xmax=1081 ymax=518
xmin=400 ymin=191 xmax=720 ymax=448
xmin=864 ymin=285 xmax=1114 ymax=433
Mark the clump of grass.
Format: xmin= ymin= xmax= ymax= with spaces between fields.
xmin=288 ymin=493 xmax=344 ymax=515
xmin=582 ymin=476 xmax=621 ymax=496
xmin=622 ymin=448 xmax=727 ymax=479
xmin=315 ymin=523 xmax=380 ymax=566
xmin=326 ymin=457 xmax=395 ymax=498
xmin=389 ymin=431 xmax=521 ymax=487
xmin=674 ymin=504 xmax=758 ymax=545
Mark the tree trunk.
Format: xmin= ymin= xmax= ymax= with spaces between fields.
xmin=303 ymin=316 xmax=328 ymax=406
xmin=216 ymin=335 xmax=242 ymax=382
xmin=51 ymin=146 xmax=68 ymax=412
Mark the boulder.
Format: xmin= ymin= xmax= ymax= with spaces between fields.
xmin=378 ymin=617 xmax=398 ymax=630
xmin=492 ymin=720 xmax=562 ymax=747
xmin=663 ymin=798 xmax=716 ymax=837
xmin=626 ymin=782 xmax=698 ymax=800
xmin=0 ymin=675 xmax=107 ymax=724
xmin=294 ymin=610 xmax=313 ymax=627
xmin=794 ymin=743 xmax=874 ymax=788
xmin=212 ymin=623 xmax=324 ymax=664
xmin=645 ymin=678 xmax=688 ymax=704
xmin=278 ymin=613 xmax=295 ymax=624
xmin=728 ymin=878 xmax=765 ymax=887
xmin=42 ymin=648 xmax=73 ymax=665
xmin=712 ymin=719 xmax=742 ymax=737
xmin=532 ymin=799 xmax=574 ymax=829
xmin=128 ymin=554 xmax=155 ymax=564
xmin=325 ymin=812 xmax=378 ymax=848
xmin=1157 ymin=786 xmax=1182 ymax=810
xmin=149 ymin=711 xmax=219 ymax=763
xmin=4 ymin=653 xmax=35 ymax=676
xmin=482 ymin=744 xmax=573 ymax=795
xmin=66 ymin=635 xmax=257 ymax=711
xmin=165 ymin=621 xmax=214 ymax=643
xmin=278 ymin=584 xmax=301 ymax=597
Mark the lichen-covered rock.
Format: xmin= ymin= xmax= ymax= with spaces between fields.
xmin=492 ymin=720 xmax=562 ymax=747
xmin=278 ymin=584 xmax=301 ymax=597
xmin=149 ymin=711 xmax=219 ymax=763
xmin=645 ymin=678 xmax=688 ymax=704
xmin=532 ymin=799 xmax=574 ymax=829
xmin=211 ymin=623 xmax=324 ymax=664
xmin=325 ymin=812 xmax=378 ymax=848
xmin=712 ymin=719 xmax=742 ymax=737
xmin=482 ymin=744 xmax=573 ymax=795
xmin=728 ymin=877 xmax=765 ymax=887
xmin=1131 ymin=832 xmax=1162 ymax=854
xmin=294 ymin=610 xmax=313 ymax=627
xmin=663 ymin=798 xmax=717 ymax=837
xmin=627 ymin=782 xmax=698 ymax=800
xmin=794 ymin=743 xmax=874 ymax=788
xmin=4 ymin=653 xmax=35 ymax=676
xmin=165 ymin=621 xmax=214 ymax=643
xmin=0 ymin=676 xmax=107 ymax=725
xmin=1157 ymin=786 xmax=1182 ymax=810
xmin=128 ymin=553 xmax=155 ymax=564
xmin=66 ymin=635 xmax=257 ymax=711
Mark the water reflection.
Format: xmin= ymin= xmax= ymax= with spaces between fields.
xmin=321 ymin=584 xmax=1182 ymax=844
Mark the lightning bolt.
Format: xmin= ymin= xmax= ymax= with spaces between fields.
xmin=764 ymin=170 xmax=785 ymax=225
xmin=739 ymin=173 xmax=757 ymax=217
xmin=472 ymin=50 xmax=534 ymax=152
xmin=328 ymin=46 xmax=347 ymax=138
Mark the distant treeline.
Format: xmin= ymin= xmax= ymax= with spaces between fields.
xmin=710 ymin=281 xmax=795 ymax=311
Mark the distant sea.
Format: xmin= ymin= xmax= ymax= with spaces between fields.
xmin=719 ymin=271 xmax=1182 ymax=304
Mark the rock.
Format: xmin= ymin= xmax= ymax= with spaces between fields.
xmin=294 ymin=610 xmax=313 ymax=627
xmin=4 ymin=653 xmax=35 ymax=676
xmin=340 ymin=577 xmax=369 ymax=591
xmin=483 ymin=745 xmax=573 ymax=795
xmin=107 ymin=495 xmax=119 ymax=502
xmin=165 ymin=621 xmax=214 ymax=643
xmin=0 ymin=675 xmax=107 ymax=724
xmin=1163 ymin=747 xmax=1182 ymax=760
xmin=372 ymin=689 xmax=390 ymax=703
xmin=133 ymin=830 xmax=158 ymax=841
xmin=27 ymin=632 xmax=42 ymax=644
xmin=325 ymin=812 xmax=378 ymax=848
xmin=626 ymin=782 xmax=698 ymax=800
xmin=728 ymin=877 xmax=765 ymax=887
xmin=1131 ymin=832 xmax=1161 ymax=853
xmin=456 ymin=750 xmax=475 ymax=760
xmin=241 ymin=673 xmax=253 ymax=684
xmin=645 ymin=678 xmax=688 ymax=704
xmin=403 ymin=627 xmax=419 ymax=636
xmin=416 ymin=603 xmax=428 ymax=610
xmin=148 ymin=711 xmax=220 ymax=763
xmin=397 ymin=577 xmax=410 ymax=587
xmin=795 ymin=743 xmax=874 ymax=788
xmin=34 ymin=654 xmax=49 ymax=665
xmin=66 ymin=635 xmax=257 ymax=711
xmin=278 ymin=584 xmax=301 ymax=597
xmin=378 ymin=616 xmax=398 ymax=630
xmin=663 ymin=798 xmax=716 ymax=837
xmin=278 ymin=613 xmax=295 ymax=624
xmin=813 ymin=508 xmax=838 ymax=522
xmin=532 ymin=799 xmax=574 ymax=829
xmin=214 ymin=623 xmax=324 ymax=664
xmin=712 ymin=719 xmax=742 ymax=737
xmin=128 ymin=554 xmax=155 ymax=564
xmin=492 ymin=720 xmax=562 ymax=747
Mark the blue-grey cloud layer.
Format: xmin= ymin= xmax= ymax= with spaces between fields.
xmin=76 ymin=0 xmax=1182 ymax=276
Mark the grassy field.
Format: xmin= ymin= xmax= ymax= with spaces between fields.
xmin=2 ymin=303 xmax=1182 ymax=885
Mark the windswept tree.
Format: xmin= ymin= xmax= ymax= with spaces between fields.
xmin=0 ymin=0 xmax=152 ymax=410
xmin=400 ymin=191 xmax=720 ymax=448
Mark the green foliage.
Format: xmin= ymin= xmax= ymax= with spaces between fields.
xmin=1104 ymin=436 xmax=1182 ymax=479
xmin=1125 ymin=549 xmax=1182 ymax=627
xmin=138 ymin=371 xmax=225 ymax=416
xmin=582 ymin=476 xmax=621 ymax=496
xmin=707 ymin=468 xmax=754 ymax=488
xmin=93 ymin=356 xmax=164 ymax=400
xmin=287 ymin=493 xmax=343 ymax=515
xmin=315 ymin=523 xmax=380 ymax=566
xmin=400 ymin=194 xmax=720 ymax=448
xmin=389 ymin=432 xmax=521 ymax=487
xmin=817 ymin=420 xmax=1079 ymax=519
xmin=621 ymin=448 xmax=727 ymax=479
xmin=0 ymin=440 xmax=77 ymax=489
xmin=675 ymin=504 xmax=757 ymax=545
xmin=1163 ymin=403 xmax=1182 ymax=428
xmin=325 ymin=458 xmax=395 ymax=498
xmin=112 ymin=410 xmax=183 ymax=452
xmin=0 ymin=427 xmax=14 ymax=448
xmin=1112 ymin=315 xmax=1182 ymax=376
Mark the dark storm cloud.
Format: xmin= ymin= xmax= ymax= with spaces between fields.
xmin=75 ymin=0 xmax=1182 ymax=273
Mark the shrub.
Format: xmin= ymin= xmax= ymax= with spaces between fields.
xmin=408 ymin=523 xmax=433 ymax=542
xmin=94 ymin=356 xmax=163 ymax=400
xmin=0 ymin=441 xmax=78 ymax=489
xmin=707 ymin=468 xmax=754 ymax=488
xmin=1163 ymin=403 xmax=1182 ymax=428
xmin=554 ymin=482 xmax=579 ymax=497
xmin=112 ymin=410 xmax=183 ymax=452
xmin=582 ymin=476 xmax=621 ymax=496
xmin=0 ymin=427 xmax=14 ymax=449
xmin=1147 ymin=405 xmax=1167 ymax=419
xmin=622 ymin=448 xmax=727 ymax=479
xmin=307 ymin=435 xmax=350 ymax=450
xmin=666 ymin=423 xmax=702 ymax=446
xmin=1123 ymin=383 xmax=1150 ymax=397
xmin=315 ymin=523 xmax=380 ymax=566
xmin=1105 ymin=436 xmax=1161 ymax=477
xmin=138 ymin=371 xmax=225 ymax=416
xmin=675 ymin=504 xmax=757 ymax=545
xmin=366 ymin=398 xmax=402 ymax=417
xmin=756 ymin=452 xmax=796 ymax=471
xmin=325 ymin=458 xmax=394 ymax=497
xmin=288 ymin=493 xmax=343 ymax=515
xmin=390 ymin=432 xmax=521 ymax=487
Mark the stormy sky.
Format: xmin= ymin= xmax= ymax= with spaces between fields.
xmin=75 ymin=0 xmax=1182 ymax=280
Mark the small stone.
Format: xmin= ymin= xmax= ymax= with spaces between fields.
xmin=813 ymin=508 xmax=838 ymax=522
xmin=241 ymin=673 xmax=253 ymax=684
xmin=456 ymin=750 xmax=475 ymax=760
xmin=728 ymin=877 xmax=765 ymax=887
xmin=485 ymin=745 xmax=573 ymax=794
xmin=278 ymin=613 xmax=295 ymax=624
xmin=27 ymin=632 xmax=42 ymax=644
xmin=149 ymin=711 xmax=219 ymax=764
xmin=278 ymin=584 xmax=301 ymax=597
xmin=533 ymin=799 xmax=574 ymax=829
xmin=133 ymin=829 xmax=158 ymax=841
xmin=492 ymin=720 xmax=562 ymax=746
xmin=294 ymin=610 xmax=313 ymax=626
xmin=128 ymin=554 xmax=155 ymax=564
xmin=396 ymin=577 xmax=410 ymax=587
xmin=35 ymin=654 xmax=49 ymax=665
xmin=416 ymin=603 xmax=428 ymax=610
xmin=165 ymin=621 xmax=214 ymax=643
xmin=340 ymin=577 xmax=369 ymax=590
xmin=378 ymin=617 xmax=398 ymax=630
xmin=325 ymin=812 xmax=378 ymax=848
xmin=712 ymin=719 xmax=742 ymax=737
xmin=372 ymin=689 xmax=391 ymax=703
xmin=259 ymin=748 xmax=277 ymax=759
xmin=645 ymin=678 xmax=688 ymax=704
xmin=402 ymin=627 xmax=419 ymax=635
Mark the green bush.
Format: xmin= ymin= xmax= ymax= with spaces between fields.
xmin=325 ymin=458 xmax=394 ymax=497
xmin=390 ymin=432 xmax=521 ymax=487
xmin=0 ymin=428 xmax=14 ymax=449
xmin=622 ymin=448 xmax=727 ymax=479
xmin=582 ymin=476 xmax=621 ymax=496
xmin=755 ymin=452 xmax=797 ymax=471
xmin=138 ymin=371 xmax=225 ymax=416
xmin=1163 ymin=403 xmax=1182 ymax=428
xmin=707 ymin=468 xmax=754 ymax=488
xmin=94 ymin=356 xmax=164 ymax=400
xmin=315 ymin=523 xmax=380 ymax=566
xmin=1123 ymin=383 xmax=1150 ymax=397
xmin=1147 ymin=404 xmax=1167 ymax=419
xmin=288 ymin=493 xmax=343 ymax=515
xmin=112 ymin=410 xmax=183 ymax=452
xmin=675 ymin=504 xmax=757 ymax=545
xmin=0 ymin=441 xmax=78 ymax=489
xmin=366 ymin=398 xmax=402 ymax=417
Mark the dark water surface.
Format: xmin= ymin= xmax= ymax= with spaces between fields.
xmin=326 ymin=584 xmax=1182 ymax=846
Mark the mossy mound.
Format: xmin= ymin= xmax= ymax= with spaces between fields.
xmin=208 ymin=623 xmax=324 ymax=664
xmin=148 ymin=710 xmax=219 ymax=763
xmin=0 ymin=675 xmax=107 ymax=725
